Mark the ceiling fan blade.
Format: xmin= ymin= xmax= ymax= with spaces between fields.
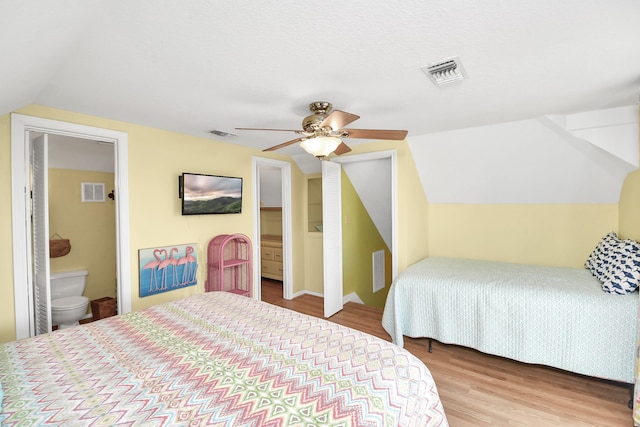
xmin=262 ymin=137 xmax=306 ymax=152
xmin=340 ymin=129 xmax=408 ymax=140
xmin=236 ymin=127 xmax=300 ymax=132
xmin=333 ymin=142 xmax=352 ymax=156
xmin=319 ymin=110 xmax=360 ymax=131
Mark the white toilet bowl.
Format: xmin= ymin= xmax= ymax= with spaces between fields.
xmin=50 ymin=269 xmax=89 ymax=329
xmin=51 ymin=296 xmax=89 ymax=329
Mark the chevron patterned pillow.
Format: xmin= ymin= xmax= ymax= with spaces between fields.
xmin=601 ymin=239 xmax=640 ymax=295
xmin=585 ymin=231 xmax=620 ymax=282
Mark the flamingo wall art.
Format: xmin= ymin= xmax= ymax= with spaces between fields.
xmin=139 ymin=243 xmax=198 ymax=297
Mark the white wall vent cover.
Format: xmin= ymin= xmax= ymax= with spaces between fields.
xmin=421 ymin=56 xmax=466 ymax=85
xmin=372 ymin=250 xmax=385 ymax=293
xmin=82 ymin=182 xmax=105 ymax=202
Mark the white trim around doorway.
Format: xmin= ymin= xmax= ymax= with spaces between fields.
xmin=332 ymin=149 xmax=398 ymax=280
xmin=11 ymin=113 xmax=131 ymax=340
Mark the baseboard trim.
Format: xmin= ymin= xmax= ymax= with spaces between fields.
xmin=290 ymin=290 xmax=364 ymax=305
xmin=343 ymin=292 xmax=364 ymax=305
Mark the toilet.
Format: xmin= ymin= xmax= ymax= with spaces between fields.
xmin=50 ymin=270 xmax=89 ymax=329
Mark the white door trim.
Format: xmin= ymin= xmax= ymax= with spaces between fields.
xmin=252 ymin=157 xmax=293 ymax=300
xmin=11 ymin=113 xmax=131 ymax=340
xmin=332 ymin=149 xmax=398 ymax=279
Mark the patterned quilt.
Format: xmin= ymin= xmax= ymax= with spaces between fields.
xmin=382 ymin=257 xmax=638 ymax=383
xmin=0 ymin=292 xmax=448 ymax=426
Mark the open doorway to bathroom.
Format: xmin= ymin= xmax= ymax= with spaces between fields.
xmin=11 ymin=114 xmax=131 ymax=340
xmin=42 ymin=134 xmax=118 ymax=330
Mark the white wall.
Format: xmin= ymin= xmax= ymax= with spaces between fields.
xmin=45 ymin=134 xmax=115 ymax=173
xmin=342 ymin=158 xmax=392 ymax=249
xmin=561 ymin=105 xmax=639 ymax=167
xmin=409 ymin=106 xmax=638 ymax=204
xmin=259 ymin=165 xmax=282 ymax=207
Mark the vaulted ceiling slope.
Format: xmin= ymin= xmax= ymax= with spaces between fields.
xmin=3 ymin=1 xmax=639 ymax=202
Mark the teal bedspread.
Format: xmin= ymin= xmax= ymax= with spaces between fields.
xmin=382 ymin=257 xmax=638 ymax=383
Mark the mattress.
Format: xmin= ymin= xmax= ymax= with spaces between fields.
xmin=0 ymin=292 xmax=448 ymax=426
xmin=382 ymin=257 xmax=638 ymax=383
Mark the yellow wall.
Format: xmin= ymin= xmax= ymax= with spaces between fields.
xmin=1 ymin=104 xmax=306 ymax=342
xmin=307 ymin=177 xmax=323 ymax=232
xmin=341 ymin=170 xmax=391 ymax=307
xmin=287 ymin=166 xmax=307 ymax=295
xmin=0 ymin=114 xmax=14 ymax=343
xmin=303 ymin=174 xmax=324 ymax=294
xmin=427 ymin=204 xmax=617 ymax=267
xmin=49 ymin=169 xmax=117 ymax=303
xmin=619 ymin=169 xmax=640 ymax=241
xmin=259 ymin=209 xmax=283 ymax=236
xmin=304 ymin=233 xmax=324 ymax=294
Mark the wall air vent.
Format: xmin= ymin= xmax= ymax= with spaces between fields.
xmin=82 ymin=182 xmax=105 ymax=202
xmin=421 ymin=57 xmax=466 ymax=86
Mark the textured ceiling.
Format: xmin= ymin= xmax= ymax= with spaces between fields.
xmin=3 ymin=0 xmax=640 ymax=158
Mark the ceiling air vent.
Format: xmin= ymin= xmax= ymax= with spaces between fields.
xmin=209 ymin=129 xmax=237 ymax=137
xmin=421 ymin=57 xmax=466 ymax=86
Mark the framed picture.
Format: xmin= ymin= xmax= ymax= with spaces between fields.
xmin=139 ymin=243 xmax=198 ymax=297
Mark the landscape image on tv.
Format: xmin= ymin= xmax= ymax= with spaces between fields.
xmin=182 ymin=173 xmax=242 ymax=215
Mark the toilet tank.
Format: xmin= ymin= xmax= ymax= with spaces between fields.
xmin=50 ymin=270 xmax=88 ymax=300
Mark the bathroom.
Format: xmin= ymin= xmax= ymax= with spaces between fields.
xmin=44 ymin=134 xmax=117 ymax=328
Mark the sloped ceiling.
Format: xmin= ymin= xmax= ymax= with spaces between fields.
xmin=410 ymin=114 xmax=637 ymax=204
xmin=3 ymin=1 xmax=640 ymax=202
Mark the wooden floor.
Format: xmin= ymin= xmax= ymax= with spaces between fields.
xmin=261 ymin=279 xmax=634 ymax=427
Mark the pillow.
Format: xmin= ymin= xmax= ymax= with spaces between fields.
xmin=585 ymin=231 xmax=619 ymax=282
xmin=601 ymin=239 xmax=640 ymax=295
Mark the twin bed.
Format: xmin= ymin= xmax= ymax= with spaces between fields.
xmin=0 ymin=291 xmax=448 ymax=426
xmin=382 ymin=256 xmax=639 ymax=384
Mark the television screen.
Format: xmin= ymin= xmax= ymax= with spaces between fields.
xmin=180 ymin=172 xmax=243 ymax=215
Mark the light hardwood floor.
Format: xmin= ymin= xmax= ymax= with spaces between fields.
xmin=261 ymin=279 xmax=634 ymax=427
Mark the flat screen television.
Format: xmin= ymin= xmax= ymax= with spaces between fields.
xmin=179 ymin=172 xmax=243 ymax=215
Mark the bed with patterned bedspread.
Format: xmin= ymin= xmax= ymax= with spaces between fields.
xmin=0 ymin=292 xmax=448 ymax=426
xmin=382 ymin=257 xmax=638 ymax=384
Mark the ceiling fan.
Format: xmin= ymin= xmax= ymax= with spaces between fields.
xmin=236 ymin=101 xmax=408 ymax=159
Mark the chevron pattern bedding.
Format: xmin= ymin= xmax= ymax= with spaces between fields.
xmin=382 ymin=257 xmax=638 ymax=383
xmin=0 ymin=292 xmax=447 ymax=426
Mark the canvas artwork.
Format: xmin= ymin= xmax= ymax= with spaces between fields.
xmin=181 ymin=173 xmax=243 ymax=215
xmin=139 ymin=244 xmax=198 ymax=297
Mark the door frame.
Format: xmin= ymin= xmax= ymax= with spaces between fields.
xmin=11 ymin=113 xmax=131 ymax=339
xmin=252 ymin=157 xmax=293 ymax=300
xmin=332 ymin=149 xmax=398 ymax=279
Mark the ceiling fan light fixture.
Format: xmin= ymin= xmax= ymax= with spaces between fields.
xmin=300 ymin=136 xmax=341 ymax=158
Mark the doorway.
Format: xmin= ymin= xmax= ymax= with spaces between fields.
xmin=333 ymin=150 xmax=397 ymax=279
xmin=11 ymin=114 xmax=131 ymax=339
xmin=252 ymin=157 xmax=293 ymax=301
xmin=325 ymin=150 xmax=397 ymax=313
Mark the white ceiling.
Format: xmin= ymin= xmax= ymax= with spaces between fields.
xmin=45 ymin=134 xmax=115 ymax=173
xmin=4 ymin=0 xmax=640 ymax=160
